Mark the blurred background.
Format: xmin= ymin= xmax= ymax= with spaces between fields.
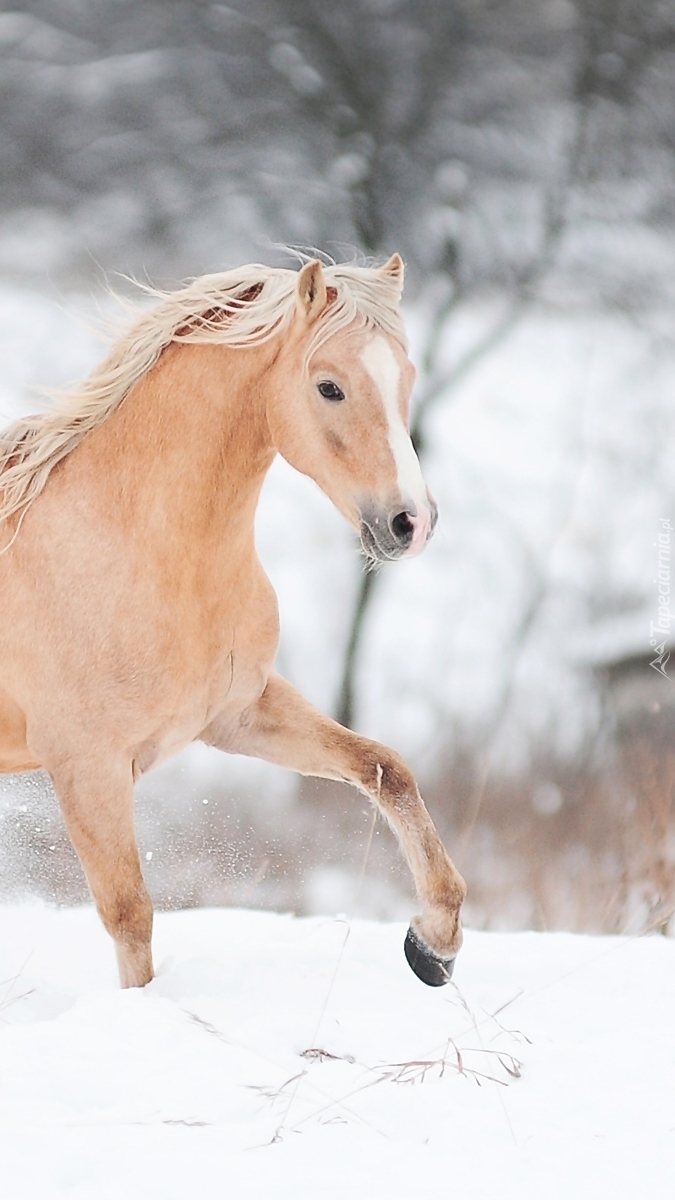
xmin=1 ymin=0 xmax=675 ymax=935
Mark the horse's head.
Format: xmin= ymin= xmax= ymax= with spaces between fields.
xmin=267 ymin=257 xmax=437 ymax=563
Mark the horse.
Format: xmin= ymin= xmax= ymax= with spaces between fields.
xmin=0 ymin=254 xmax=466 ymax=989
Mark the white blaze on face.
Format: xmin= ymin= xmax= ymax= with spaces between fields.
xmin=360 ymin=335 xmax=429 ymax=517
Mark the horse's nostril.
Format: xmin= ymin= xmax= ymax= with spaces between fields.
xmin=390 ymin=511 xmax=415 ymax=545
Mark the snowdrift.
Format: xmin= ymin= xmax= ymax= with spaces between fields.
xmin=1 ymin=904 xmax=673 ymax=1199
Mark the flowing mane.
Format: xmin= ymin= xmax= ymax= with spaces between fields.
xmin=0 ymin=260 xmax=406 ymax=526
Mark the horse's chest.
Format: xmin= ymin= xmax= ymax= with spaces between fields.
xmin=132 ymin=640 xmax=270 ymax=776
xmin=134 ymin=574 xmax=280 ymax=769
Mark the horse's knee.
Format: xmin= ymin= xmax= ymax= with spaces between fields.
xmin=351 ymin=740 xmax=418 ymax=807
xmin=98 ymin=884 xmax=153 ymax=949
xmin=98 ymin=887 xmax=154 ymax=988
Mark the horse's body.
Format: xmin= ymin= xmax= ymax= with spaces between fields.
xmin=0 ymin=256 xmax=466 ymax=988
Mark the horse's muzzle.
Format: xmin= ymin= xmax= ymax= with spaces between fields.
xmin=360 ymin=499 xmax=438 ymax=562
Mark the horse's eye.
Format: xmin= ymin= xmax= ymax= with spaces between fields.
xmin=317 ymin=380 xmax=345 ymax=402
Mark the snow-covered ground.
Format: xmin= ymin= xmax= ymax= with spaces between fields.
xmin=0 ymin=903 xmax=673 ymax=1199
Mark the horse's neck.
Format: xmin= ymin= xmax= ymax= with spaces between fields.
xmin=77 ymin=338 xmax=277 ymax=561
xmin=97 ymin=339 xmax=278 ymax=544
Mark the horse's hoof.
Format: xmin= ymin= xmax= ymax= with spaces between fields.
xmin=404 ymin=926 xmax=455 ymax=987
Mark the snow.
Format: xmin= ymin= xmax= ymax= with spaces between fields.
xmin=0 ymin=903 xmax=673 ymax=1199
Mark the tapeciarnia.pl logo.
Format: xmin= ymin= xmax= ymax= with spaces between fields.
xmin=649 ymin=518 xmax=672 ymax=679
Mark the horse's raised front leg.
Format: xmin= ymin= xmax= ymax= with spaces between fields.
xmin=204 ymin=673 xmax=466 ymax=985
xmin=48 ymin=756 xmax=154 ymax=988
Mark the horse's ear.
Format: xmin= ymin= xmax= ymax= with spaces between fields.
xmin=379 ymin=253 xmax=405 ymax=300
xmin=295 ymin=260 xmax=328 ymax=323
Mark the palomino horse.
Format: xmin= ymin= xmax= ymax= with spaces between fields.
xmin=0 ymin=255 xmax=466 ymax=989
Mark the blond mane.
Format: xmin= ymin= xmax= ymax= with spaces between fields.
xmin=0 ymin=261 xmax=406 ymax=528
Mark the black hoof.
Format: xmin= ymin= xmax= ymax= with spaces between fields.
xmin=404 ymin=927 xmax=455 ymax=987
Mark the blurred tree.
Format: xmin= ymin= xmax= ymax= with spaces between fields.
xmin=4 ymin=2 xmax=673 ymax=287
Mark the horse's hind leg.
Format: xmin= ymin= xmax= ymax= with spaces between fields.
xmin=204 ymin=673 xmax=466 ymax=987
xmin=48 ymin=756 xmax=154 ymax=988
